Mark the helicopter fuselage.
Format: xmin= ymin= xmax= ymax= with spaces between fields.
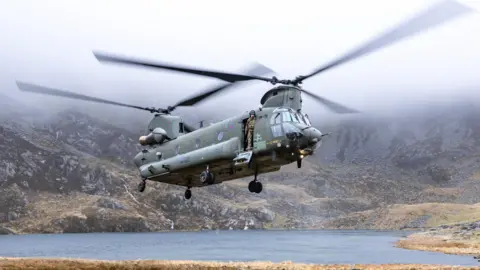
xmin=133 ymin=106 xmax=323 ymax=187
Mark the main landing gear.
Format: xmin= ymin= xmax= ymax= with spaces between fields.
xmin=183 ymin=165 xmax=216 ymax=200
xmin=200 ymin=166 xmax=215 ymax=185
xmin=248 ymin=169 xmax=263 ymax=194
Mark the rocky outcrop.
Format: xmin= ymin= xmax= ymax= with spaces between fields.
xmin=0 ymin=226 xmax=16 ymax=235
xmin=0 ymin=184 xmax=28 ymax=223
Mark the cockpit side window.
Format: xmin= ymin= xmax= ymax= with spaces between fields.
xmin=303 ymin=114 xmax=312 ymax=126
xmin=270 ymin=113 xmax=282 ymax=125
xmin=296 ymin=113 xmax=308 ymax=125
xmin=290 ymin=112 xmax=300 ymax=123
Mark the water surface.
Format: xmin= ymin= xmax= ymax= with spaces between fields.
xmin=0 ymin=230 xmax=477 ymax=265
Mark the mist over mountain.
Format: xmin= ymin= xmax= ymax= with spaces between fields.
xmin=2 ymin=87 xmax=480 ymax=234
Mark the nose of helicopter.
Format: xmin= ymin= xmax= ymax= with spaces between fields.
xmin=303 ymin=127 xmax=323 ymax=148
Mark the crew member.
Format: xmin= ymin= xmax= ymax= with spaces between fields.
xmin=245 ymin=110 xmax=256 ymax=150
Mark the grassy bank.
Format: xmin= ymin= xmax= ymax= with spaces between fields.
xmin=0 ymin=258 xmax=478 ymax=270
xmin=396 ymin=234 xmax=480 ymax=256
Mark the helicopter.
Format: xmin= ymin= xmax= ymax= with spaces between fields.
xmin=16 ymin=0 xmax=473 ymax=200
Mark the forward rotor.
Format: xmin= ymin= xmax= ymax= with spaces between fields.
xmin=93 ymin=0 xmax=473 ymax=114
xmin=95 ymin=0 xmax=472 ymax=86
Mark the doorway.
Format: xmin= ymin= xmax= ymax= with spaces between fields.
xmin=242 ymin=117 xmax=254 ymax=151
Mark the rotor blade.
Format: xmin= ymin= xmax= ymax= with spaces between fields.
xmin=296 ymin=0 xmax=473 ymax=84
xmin=300 ymin=89 xmax=359 ymax=114
xmin=93 ymin=51 xmax=273 ymax=84
xmin=171 ymin=62 xmax=275 ymax=109
xmin=174 ymin=83 xmax=233 ymax=107
xmin=16 ymin=81 xmax=162 ymax=113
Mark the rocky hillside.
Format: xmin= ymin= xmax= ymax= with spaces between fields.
xmin=1 ymin=93 xmax=480 ymax=234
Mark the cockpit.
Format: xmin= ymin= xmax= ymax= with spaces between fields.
xmin=270 ymin=108 xmax=311 ymax=126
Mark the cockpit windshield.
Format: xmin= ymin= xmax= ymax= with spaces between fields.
xmin=271 ymin=109 xmax=311 ymax=126
xmin=282 ymin=112 xmax=292 ymax=122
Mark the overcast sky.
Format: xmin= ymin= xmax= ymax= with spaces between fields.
xmin=1 ymin=0 xmax=480 ymax=120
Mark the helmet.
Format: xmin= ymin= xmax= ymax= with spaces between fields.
xmin=249 ymin=110 xmax=256 ymax=116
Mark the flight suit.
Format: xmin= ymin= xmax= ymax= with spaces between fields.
xmin=246 ymin=117 xmax=255 ymax=150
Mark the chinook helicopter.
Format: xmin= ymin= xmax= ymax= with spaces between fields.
xmin=16 ymin=0 xmax=473 ymax=200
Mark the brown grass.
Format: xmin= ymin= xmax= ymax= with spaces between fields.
xmin=324 ymin=203 xmax=480 ymax=230
xmin=396 ymin=234 xmax=480 ymax=256
xmin=420 ymin=187 xmax=461 ymax=197
xmin=382 ymin=203 xmax=480 ymax=228
xmin=8 ymin=192 xmax=147 ymax=234
xmin=0 ymin=258 xmax=477 ymax=270
xmin=470 ymin=170 xmax=480 ymax=181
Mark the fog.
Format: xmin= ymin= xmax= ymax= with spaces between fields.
xmin=1 ymin=0 xmax=480 ymax=127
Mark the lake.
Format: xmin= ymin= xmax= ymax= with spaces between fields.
xmin=0 ymin=230 xmax=477 ymax=265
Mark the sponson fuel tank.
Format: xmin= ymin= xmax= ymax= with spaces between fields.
xmin=138 ymin=137 xmax=241 ymax=179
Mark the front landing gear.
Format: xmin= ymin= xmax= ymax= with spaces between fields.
xmin=248 ymin=180 xmax=262 ymax=193
xmin=248 ymin=169 xmax=263 ymax=194
xmin=184 ymin=188 xmax=192 ymax=200
xmin=138 ymin=179 xmax=146 ymax=193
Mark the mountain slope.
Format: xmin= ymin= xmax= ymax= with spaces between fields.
xmin=1 ymin=93 xmax=480 ymax=234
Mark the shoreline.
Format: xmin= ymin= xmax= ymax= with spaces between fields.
xmin=0 ymin=227 xmax=421 ymax=235
xmin=395 ymin=233 xmax=480 ymax=256
xmin=0 ymin=257 xmax=477 ymax=270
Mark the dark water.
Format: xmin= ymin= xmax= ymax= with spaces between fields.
xmin=0 ymin=230 xmax=477 ymax=265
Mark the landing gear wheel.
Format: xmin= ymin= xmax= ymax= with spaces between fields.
xmin=200 ymin=171 xmax=208 ymax=183
xmin=248 ymin=166 xmax=263 ymax=193
xmin=248 ymin=180 xmax=263 ymax=194
xmin=207 ymin=172 xmax=215 ymax=185
xmin=138 ymin=180 xmax=146 ymax=193
xmin=248 ymin=180 xmax=256 ymax=192
xmin=254 ymin=181 xmax=263 ymax=193
xmin=185 ymin=189 xmax=192 ymax=200
xmin=200 ymin=171 xmax=215 ymax=185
